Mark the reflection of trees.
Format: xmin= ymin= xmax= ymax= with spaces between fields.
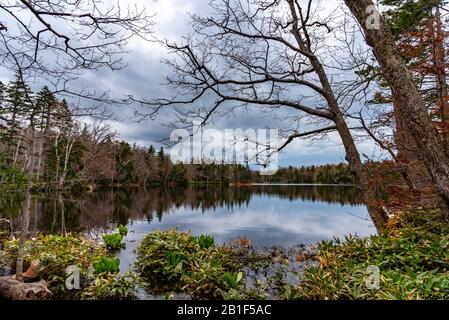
xmin=249 ymin=185 xmax=363 ymax=206
xmin=1 ymin=185 xmax=364 ymax=234
xmin=0 ymin=193 xmax=25 ymax=220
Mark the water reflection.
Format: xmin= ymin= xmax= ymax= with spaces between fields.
xmin=0 ymin=184 xmax=374 ymax=240
xmin=1 ymin=185 xmax=376 ymax=272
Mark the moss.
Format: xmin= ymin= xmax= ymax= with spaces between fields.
xmin=294 ymin=209 xmax=449 ymax=300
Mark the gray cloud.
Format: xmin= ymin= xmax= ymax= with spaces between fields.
xmin=1 ymin=0 xmax=384 ymax=166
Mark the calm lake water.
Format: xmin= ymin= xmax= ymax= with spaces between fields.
xmin=1 ymin=185 xmax=376 ymax=272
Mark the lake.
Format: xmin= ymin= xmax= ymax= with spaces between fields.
xmin=0 ymin=185 xmax=376 ymax=273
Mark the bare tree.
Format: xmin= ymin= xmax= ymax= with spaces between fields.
xmin=79 ymin=121 xmax=117 ymax=182
xmin=0 ymin=0 xmax=153 ymax=100
xmin=135 ymin=0 xmax=390 ymax=231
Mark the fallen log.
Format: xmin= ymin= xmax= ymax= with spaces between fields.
xmin=0 ymin=277 xmax=51 ymax=300
xmin=0 ymin=260 xmax=51 ymax=300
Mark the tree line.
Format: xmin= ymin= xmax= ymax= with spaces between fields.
xmin=0 ymin=185 xmax=363 ymax=236
xmin=0 ymin=78 xmax=354 ymax=189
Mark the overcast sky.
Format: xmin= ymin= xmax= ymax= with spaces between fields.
xmin=1 ymin=0 xmax=385 ymax=167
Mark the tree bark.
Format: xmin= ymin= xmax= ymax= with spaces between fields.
xmin=54 ymin=132 xmax=60 ymax=185
xmin=35 ymin=132 xmax=44 ymax=179
xmin=12 ymin=135 xmax=21 ymax=166
xmin=15 ymin=181 xmax=32 ymax=283
xmin=58 ymin=137 xmax=74 ymax=190
xmin=15 ymin=126 xmax=35 ymax=282
xmin=0 ymin=260 xmax=50 ymax=300
xmin=432 ymin=7 xmax=449 ymax=142
xmin=344 ymin=0 xmax=449 ymax=216
xmin=334 ymin=114 xmax=389 ymax=232
xmin=0 ymin=277 xmax=51 ymax=300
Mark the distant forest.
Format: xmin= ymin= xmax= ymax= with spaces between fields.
xmin=0 ymin=79 xmax=353 ymax=190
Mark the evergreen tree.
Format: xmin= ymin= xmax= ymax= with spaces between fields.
xmin=148 ymin=145 xmax=155 ymax=157
xmin=4 ymin=74 xmax=33 ymax=165
xmin=35 ymin=86 xmax=57 ymax=131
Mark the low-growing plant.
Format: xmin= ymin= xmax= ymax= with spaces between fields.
xmin=136 ymin=229 xmax=252 ymax=299
xmin=102 ymin=233 xmax=125 ymax=251
xmin=295 ymin=209 xmax=449 ymax=300
xmin=135 ymin=229 xmax=297 ymax=299
xmin=188 ymin=234 xmax=214 ymax=249
xmin=93 ymin=256 xmax=120 ymax=274
xmin=118 ymin=225 xmax=128 ymax=237
xmin=2 ymin=234 xmax=107 ymax=298
xmin=223 ymin=271 xmax=243 ymax=289
xmin=165 ymin=251 xmax=186 ymax=272
xmin=82 ymin=271 xmax=139 ymax=300
xmin=197 ymin=235 xmax=215 ymax=249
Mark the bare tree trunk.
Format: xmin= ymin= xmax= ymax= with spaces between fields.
xmin=335 ymin=115 xmax=389 ymax=232
xmin=432 ymin=7 xmax=449 ymax=143
xmin=58 ymin=138 xmax=74 ymax=190
xmin=16 ymin=130 xmax=34 ymax=282
xmin=35 ymin=132 xmax=44 ymax=180
xmin=12 ymin=135 xmax=22 ymax=166
xmin=58 ymin=194 xmax=66 ymax=236
xmin=344 ymin=0 xmax=449 ymax=216
xmin=54 ymin=133 xmax=60 ymax=185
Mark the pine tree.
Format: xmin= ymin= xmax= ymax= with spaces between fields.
xmin=148 ymin=145 xmax=156 ymax=157
xmin=36 ymin=86 xmax=57 ymax=131
xmin=4 ymin=74 xmax=33 ymax=165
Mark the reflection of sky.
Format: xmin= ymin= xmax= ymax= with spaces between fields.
xmin=118 ymin=194 xmax=376 ymax=271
